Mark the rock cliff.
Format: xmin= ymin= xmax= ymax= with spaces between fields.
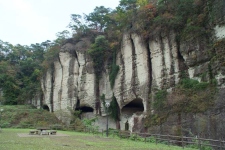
xmin=39 ymin=25 xmax=225 ymax=132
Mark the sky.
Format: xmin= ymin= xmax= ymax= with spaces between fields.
xmin=0 ymin=0 xmax=120 ymax=46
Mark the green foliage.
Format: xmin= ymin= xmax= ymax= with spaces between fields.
xmin=180 ymin=25 xmax=207 ymax=40
xmin=55 ymin=30 xmax=70 ymax=45
xmin=100 ymin=94 xmax=106 ymax=106
xmin=68 ymin=14 xmax=89 ymax=36
xmin=209 ymin=0 xmax=225 ymax=24
xmin=179 ymin=78 xmax=201 ymax=89
xmin=88 ymin=35 xmax=109 ymax=79
xmin=153 ymin=90 xmax=167 ymax=109
xmin=179 ymin=78 xmax=212 ymax=91
xmin=85 ymin=6 xmax=111 ymax=32
xmin=187 ymin=138 xmax=213 ymax=150
xmin=0 ymin=105 xmax=62 ymax=128
xmin=123 ymin=0 xmax=219 ymax=41
xmin=109 ymin=95 xmax=120 ymax=121
xmin=0 ymin=41 xmax=45 ymax=105
xmin=82 ymin=117 xmax=98 ymax=131
xmin=119 ymin=0 xmax=137 ymax=11
xmin=148 ymin=90 xmax=168 ymax=125
xmin=146 ymin=78 xmax=217 ymax=127
xmin=69 ymin=112 xmax=85 ymax=132
xmin=129 ymin=134 xmax=145 ymax=142
xmin=50 ymin=124 xmax=63 ymax=130
xmin=109 ymin=50 xmax=119 ymax=88
xmin=213 ymin=38 xmax=225 ymax=66
xmin=42 ymin=44 xmax=60 ymax=71
xmin=109 ymin=64 xmax=119 ymax=88
xmin=69 ymin=109 xmax=82 ymax=125
xmin=148 ymin=136 xmax=156 ymax=143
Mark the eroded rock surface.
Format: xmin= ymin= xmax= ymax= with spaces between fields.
xmin=40 ymin=26 xmax=225 ymax=132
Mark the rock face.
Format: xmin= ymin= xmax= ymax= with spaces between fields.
xmin=39 ymin=26 xmax=225 ymax=132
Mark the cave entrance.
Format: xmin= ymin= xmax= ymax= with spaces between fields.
xmin=75 ymin=99 xmax=95 ymax=113
xmin=43 ymin=104 xmax=50 ymax=111
xmin=75 ymin=106 xmax=94 ymax=113
xmin=121 ymin=98 xmax=144 ymax=114
xmin=121 ymin=98 xmax=144 ymax=131
xmin=75 ymin=106 xmax=94 ymax=119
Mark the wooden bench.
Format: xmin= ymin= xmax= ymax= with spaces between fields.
xmin=49 ymin=130 xmax=57 ymax=135
xmin=29 ymin=130 xmax=38 ymax=135
xmin=40 ymin=130 xmax=49 ymax=135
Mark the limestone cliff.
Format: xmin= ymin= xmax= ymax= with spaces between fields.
xmin=39 ymin=25 xmax=225 ymax=132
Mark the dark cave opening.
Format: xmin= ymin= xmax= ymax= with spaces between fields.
xmin=43 ymin=104 xmax=50 ymax=111
xmin=121 ymin=98 xmax=144 ymax=114
xmin=75 ymin=106 xmax=94 ymax=113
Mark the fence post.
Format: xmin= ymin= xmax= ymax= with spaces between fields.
xmin=198 ymin=137 xmax=201 ymax=150
xmin=168 ymin=134 xmax=170 ymax=147
xmin=181 ymin=135 xmax=184 ymax=149
xmin=220 ymin=139 xmax=222 ymax=150
xmin=156 ymin=135 xmax=158 ymax=145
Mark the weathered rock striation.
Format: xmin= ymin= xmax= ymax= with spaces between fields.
xmin=38 ymin=25 xmax=225 ymax=133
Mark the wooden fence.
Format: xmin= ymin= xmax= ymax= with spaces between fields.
xmin=83 ymin=128 xmax=225 ymax=150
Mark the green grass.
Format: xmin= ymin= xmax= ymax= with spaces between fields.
xmin=0 ymin=128 xmax=197 ymax=150
xmin=0 ymin=105 xmax=62 ymax=128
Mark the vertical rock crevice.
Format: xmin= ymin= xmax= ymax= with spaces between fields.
xmin=176 ymin=38 xmax=189 ymax=77
xmin=95 ymin=78 xmax=101 ymax=115
xmin=58 ymin=54 xmax=63 ymax=110
xmin=159 ymin=34 xmax=167 ymax=89
xmin=120 ymin=42 xmax=125 ymax=104
xmin=68 ymin=57 xmax=75 ymax=107
xmin=130 ymin=35 xmax=138 ymax=98
xmin=167 ymin=32 xmax=178 ymax=87
xmin=50 ymin=67 xmax=54 ymax=112
xmin=167 ymin=33 xmax=175 ymax=75
xmin=146 ymin=40 xmax=152 ymax=111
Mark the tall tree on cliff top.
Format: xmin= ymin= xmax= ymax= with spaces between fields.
xmin=115 ymin=0 xmax=141 ymax=30
xmin=68 ymin=14 xmax=88 ymax=35
xmin=85 ymin=6 xmax=111 ymax=32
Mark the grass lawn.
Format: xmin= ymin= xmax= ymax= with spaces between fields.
xmin=0 ymin=128 xmax=196 ymax=150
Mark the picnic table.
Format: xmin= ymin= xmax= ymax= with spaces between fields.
xmin=29 ymin=127 xmax=57 ymax=135
xmin=38 ymin=127 xmax=57 ymax=135
xmin=36 ymin=127 xmax=50 ymax=135
xmin=36 ymin=127 xmax=50 ymax=131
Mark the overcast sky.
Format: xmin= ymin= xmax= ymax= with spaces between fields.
xmin=0 ymin=0 xmax=120 ymax=46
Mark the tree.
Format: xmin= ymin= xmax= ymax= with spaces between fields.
xmin=118 ymin=0 xmax=138 ymax=11
xmin=136 ymin=0 xmax=149 ymax=7
xmin=0 ymin=61 xmax=19 ymax=104
xmin=85 ymin=6 xmax=111 ymax=32
xmin=0 ymin=39 xmax=46 ymax=105
xmin=114 ymin=0 xmax=141 ymax=30
xmin=88 ymin=35 xmax=110 ymax=114
xmin=55 ymin=30 xmax=70 ymax=45
xmin=68 ymin=14 xmax=88 ymax=35
xmin=88 ymin=35 xmax=109 ymax=77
